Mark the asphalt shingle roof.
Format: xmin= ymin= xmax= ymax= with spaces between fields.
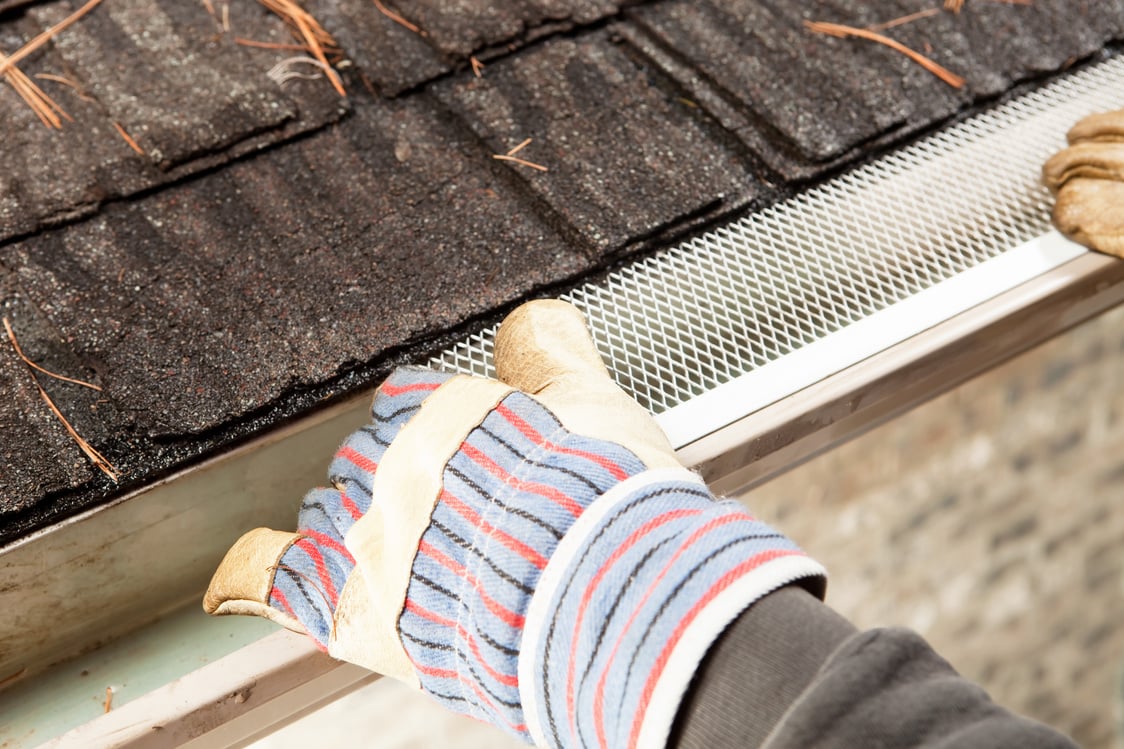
xmin=1 ymin=0 xmax=1121 ymax=544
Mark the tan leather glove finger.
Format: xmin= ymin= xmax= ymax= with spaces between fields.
xmin=1066 ymin=109 xmax=1124 ymax=144
xmin=203 ymin=528 xmax=305 ymax=632
xmin=1042 ymin=142 xmax=1124 ymax=191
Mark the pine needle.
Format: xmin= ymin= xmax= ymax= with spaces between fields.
xmin=868 ymin=8 xmax=942 ymax=32
xmin=493 ymin=154 xmax=549 ymax=172
xmin=505 ymin=138 xmax=532 ymax=156
xmin=113 ymin=121 xmax=145 ymax=155
xmin=1 ymin=50 xmax=69 ymax=128
xmin=0 ymin=0 xmax=104 ymax=128
xmin=804 ymin=20 xmax=966 ymax=89
xmin=35 ymin=72 xmax=95 ymax=101
xmin=470 ymin=55 xmax=485 ymax=78
xmin=944 ymin=0 xmax=965 ymax=12
xmin=4 ymin=317 xmax=119 ymax=482
xmin=372 ymin=0 xmax=423 ymax=35
xmin=235 ymin=37 xmax=314 ymax=53
xmin=3 ymin=317 xmax=101 ymax=390
xmin=34 ymin=379 xmax=119 ymax=480
xmin=0 ymin=0 xmax=104 ymax=76
xmin=494 ymin=138 xmax=548 ymax=171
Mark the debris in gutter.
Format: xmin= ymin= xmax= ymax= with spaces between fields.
xmin=493 ymin=138 xmax=549 ymax=172
xmin=470 ymin=55 xmax=485 ymax=78
xmin=113 ymin=121 xmax=146 ymax=155
xmin=258 ymin=0 xmax=345 ymax=95
xmin=4 ymin=317 xmax=120 ymax=482
xmin=373 ymin=0 xmax=424 ymax=36
xmin=804 ymin=20 xmax=966 ymax=89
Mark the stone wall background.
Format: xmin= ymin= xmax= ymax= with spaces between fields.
xmin=257 ymin=304 xmax=1124 ymax=748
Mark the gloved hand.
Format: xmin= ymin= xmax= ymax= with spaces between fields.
xmin=1043 ymin=109 xmax=1124 ymax=257
xmin=204 ymin=299 xmax=825 ymax=749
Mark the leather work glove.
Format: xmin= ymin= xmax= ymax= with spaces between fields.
xmin=204 ymin=299 xmax=825 ymax=749
xmin=1042 ymin=109 xmax=1124 ymax=257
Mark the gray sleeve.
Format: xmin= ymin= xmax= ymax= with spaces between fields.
xmin=670 ymin=587 xmax=1077 ymax=749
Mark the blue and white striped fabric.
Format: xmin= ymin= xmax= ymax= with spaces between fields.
xmin=398 ymin=390 xmax=647 ymax=738
xmin=268 ymin=367 xmax=452 ymax=648
xmin=519 ymin=468 xmax=827 ymax=749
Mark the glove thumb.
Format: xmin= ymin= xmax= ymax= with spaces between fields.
xmin=494 ymin=299 xmax=680 ymax=469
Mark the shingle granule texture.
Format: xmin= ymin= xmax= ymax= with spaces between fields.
xmin=1 ymin=0 xmax=1122 ymax=543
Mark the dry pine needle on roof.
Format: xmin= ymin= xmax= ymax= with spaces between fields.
xmin=804 ymin=19 xmax=966 ymax=88
xmin=493 ymin=138 xmax=548 ymax=171
xmin=373 ymin=0 xmax=424 ymax=35
xmin=0 ymin=0 xmax=105 ymax=128
xmin=867 ymin=8 xmax=942 ymax=32
xmin=0 ymin=0 xmax=104 ymax=76
xmin=112 ymin=121 xmax=145 ymax=155
xmin=3 ymin=317 xmax=119 ymax=482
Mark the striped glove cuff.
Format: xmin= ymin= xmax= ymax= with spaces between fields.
xmin=520 ymin=468 xmax=827 ymax=749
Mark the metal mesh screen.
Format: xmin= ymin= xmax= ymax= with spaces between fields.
xmin=431 ymin=56 xmax=1124 ymax=415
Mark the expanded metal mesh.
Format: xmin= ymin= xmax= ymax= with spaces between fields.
xmin=431 ymin=56 xmax=1124 ymax=415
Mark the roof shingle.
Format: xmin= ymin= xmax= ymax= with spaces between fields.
xmin=0 ymin=0 xmax=347 ymax=243
xmin=7 ymin=94 xmax=591 ymax=438
xmin=1 ymin=0 xmax=1122 ymax=543
xmin=627 ymin=0 xmax=1124 ymax=178
xmin=435 ymin=30 xmax=761 ymax=258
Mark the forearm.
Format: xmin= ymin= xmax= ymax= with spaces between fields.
xmin=669 ymin=586 xmax=854 ymax=749
xmin=672 ymin=587 xmax=1077 ymax=749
